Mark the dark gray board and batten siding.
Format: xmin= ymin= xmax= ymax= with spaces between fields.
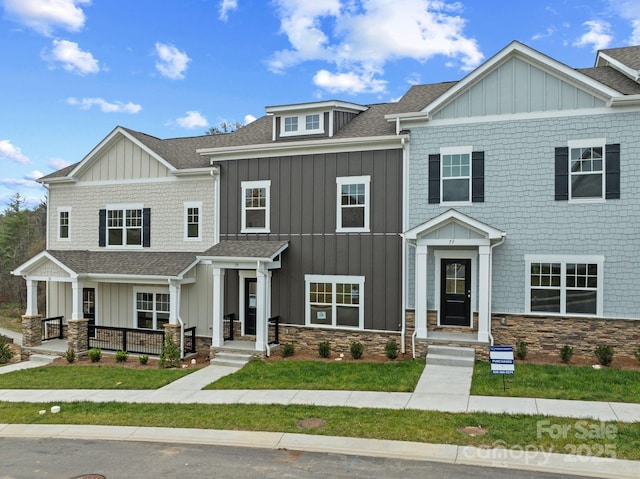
xmin=219 ymin=149 xmax=403 ymax=332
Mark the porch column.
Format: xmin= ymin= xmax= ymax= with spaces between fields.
xmin=255 ymin=263 xmax=268 ymax=352
xmin=168 ymin=281 xmax=180 ymax=324
xmin=71 ymin=279 xmax=84 ymax=320
xmin=477 ymin=245 xmax=491 ymax=343
xmin=212 ymin=267 xmax=225 ymax=347
xmin=415 ymin=244 xmax=428 ymax=339
xmin=25 ymin=279 xmax=38 ymax=316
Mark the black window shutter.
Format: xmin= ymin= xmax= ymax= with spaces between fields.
xmin=143 ymin=208 xmax=151 ymax=247
xmin=605 ymin=143 xmax=620 ymax=199
xmin=471 ymin=151 xmax=484 ymax=202
xmin=98 ymin=209 xmax=106 ymax=247
xmin=555 ymin=147 xmax=569 ymax=201
xmin=428 ymin=154 xmax=440 ymax=204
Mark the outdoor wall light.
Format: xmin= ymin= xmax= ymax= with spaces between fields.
xmin=500 ymin=317 xmax=507 ymax=325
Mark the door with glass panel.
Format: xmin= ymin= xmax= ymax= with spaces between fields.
xmin=440 ymin=259 xmax=471 ymax=326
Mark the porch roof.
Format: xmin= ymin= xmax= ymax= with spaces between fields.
xmin=199 ymin=240 xmax=289 ymax=262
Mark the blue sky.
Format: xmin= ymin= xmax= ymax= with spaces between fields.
xmin=1 ymin=0 xmax=639 ymax=207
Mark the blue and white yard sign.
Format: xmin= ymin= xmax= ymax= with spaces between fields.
xmin=490 ymin=346 xmax=515 ymax=375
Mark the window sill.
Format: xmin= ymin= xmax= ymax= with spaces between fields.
xmin=567 ymin=198 xmax=606 ymax=204
xmin=336 ymin=228 xmax=370 ymax=233
xmin=525 ymin=311 xmax=600 ymax=318
xmin=241 ymin=228 xmax=270 ymax=234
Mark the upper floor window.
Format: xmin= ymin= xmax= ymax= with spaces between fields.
xmin=184 ymin=201 xmax=202 ymax=241
xmin=281 ymin=113 xmax=324 ymax=137
xmin=525 ymin=255 xmax=604 ymax=316
xmin=241 ymin=180 xmax=270 ymax=233
xmin=429 ymin=147 xmax=484 ymax=204
xmin=99 ymin=205 xmax=150 ymax=248
xmin=58 ymin=207 xmax=70 ymax=240
xmin=336 ymin=176 xmax=370 ymax=232
xmin=555 ymin=140 xmax=620 ymax=202
xmin=284 ymin=116 xmax=298 ymax=132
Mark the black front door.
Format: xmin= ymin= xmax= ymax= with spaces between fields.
xmin=440 ymin=259 xmax=471 ymax=327
xmin=245 ymin=278 xmax=257 ymax=335
xmin=83 ymin=287 xmax=96 ymax=337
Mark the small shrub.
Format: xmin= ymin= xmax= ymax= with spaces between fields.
xmin=281 ymin=342 xmax=295 ymax=358
xmin=160 ymin=336 xmax=181 ymax=368
xmin=384 ymin=340 xmax=399 ymax=360
xmin=515 ymin=341 xmax=528 ymax=360
xmin=634 ymin=347 xmax=640 ymax=364
xmin=115 ymin=350 xmax=128 ymax=363
xmin=559 ymin=344 xmax=574 ymax=364
xmin=88 ymin=347 xmax=102 ymax=363
xmin=138 ymin=354 xmax=149 ymax=365
xmin=318 ymin=341 xmax=330 ymax=358
xmin=350 ymin=341 xmax=364 ymax=360
xmin=0 ymin=337 xmax=14 ymax=364
xmin=65 ymin=347 xmax=76 ymax=364
xmin=595 ymin=345 xmax=614 ymax=366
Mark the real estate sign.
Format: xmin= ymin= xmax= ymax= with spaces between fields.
xmin=490 ymin=346 xmax=515 ymax=374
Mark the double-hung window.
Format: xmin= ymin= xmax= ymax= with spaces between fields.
xmin=241 ymin=180 xmax=270 ymax=233
xmin=99 ymin=205 xmax=150 ymax=248
xmin=429 ymin=147 xmax=484 ymax=204
xmin=135 ymin=290 xmax=170 ymax=330
xmin=184 ymin=201 xmax=202 ymax=241
xmin=526 ymin=255 xmax=604 ymax=316
xmin=306 ymin=275 xmax=365 ymax=329
xmin=58 ymin=207 xmax=70 ymax=240
xmin=336 ymin=176 xmax=370 ymax=232
xmin=281 ymin=113 xmax=324 ymax=136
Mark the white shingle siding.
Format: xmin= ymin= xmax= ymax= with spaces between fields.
xmin=408 ymin=111 xmax=640 ymax=318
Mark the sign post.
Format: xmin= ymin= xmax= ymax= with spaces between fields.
xmin=490 ymin=345 xmax=515 ymax=391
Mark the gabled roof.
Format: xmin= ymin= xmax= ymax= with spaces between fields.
xmin=200 ymin=240 xmax=288 ymax=261
xmin=577 ymin=66 xmax=640 ymax=94
xmin=404 ymin=209 xmax=505 ymax=241
xmin=597 ymin=45 xmax=640 ymax=71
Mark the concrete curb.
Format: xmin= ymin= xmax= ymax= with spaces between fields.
xmin=0 ymin=424 xmax=637 ymax=478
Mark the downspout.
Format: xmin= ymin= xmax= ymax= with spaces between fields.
xmin=400 ymin=136 xmax=408 ymax=354
xmin=488 ymin=235 xmax=506 ymax=346
xmin=405 ymin=240 xmax=418 ymax=359
xmin=211 ymin=168 xmax=220 ymax=244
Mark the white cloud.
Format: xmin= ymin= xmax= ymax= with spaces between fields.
xmin=3 ymin=0 xmax=90 ymax=36
xmin=532 ymin=26 xmax=557 ymax=41
xmin=219 ymin=0 xmax=238 ymax=21
xmin=313 ymin=69 xmax=386 ymax=94
xmin=154 ymin=42 xmax=190 ymax=80
xmin=0 ymin=140 xmax=29 ymax=164
xmin=608 ymin=1 xmax=640 ymax=44
xmin=0 ymin=177 xmax=41 ymax=188
xmin=268 ymin=0 xmax=483 ymax=94
xmin=49 ymin=158 xmax=71 ymax=170
xmin=44 ymin=39 xmax=100 ymax=75
xmin=244 ymin=114 xmax=257 ymax=124
xmin=573 ymin=20 xmax=613 ymax=51
xmin=67 ymin=97 xmax=142 ymax=113
xmin=25 ymin=170 xmax=43 ymax=181
xmin=176 ymin=111 xmax=208 ymax=129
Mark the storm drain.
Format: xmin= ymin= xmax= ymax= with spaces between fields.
xmin=70 ymin=475 xmax=106 ymax=479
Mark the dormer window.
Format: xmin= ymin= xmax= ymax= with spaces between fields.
xmin=306 ymin=114 xmax=320 ymax=130
xmin=280 ymin=113 xmax=324 ymax=137
xmin=284 ymin=116 xmax=298 ymax=133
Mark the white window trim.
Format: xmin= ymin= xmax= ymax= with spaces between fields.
xmin=440 ymin=145 xmax=472 ymax=205
xmin=133 ymin=287 xmax=170 ymax=330
xmin=336 ymin=175 xmax=371 ymax=233
xmin=57 ymin=206 xmax=71 ymax=241
xmin=305 ymin=274 xmax=365 ymax=329
xmin=524 ymin=254 xmax=604 ymax=317
xmin=280 ymin=113 xmax=325 ymax=137
xmin=241 ymin=180 xmax=271 ymax=233
xmin=184 ymin=201 xmax=203 ymax=241
xmin=567 ymin=138 xmax=606 ymax=204
xmin=105 ymin=203 xmax=144 ymax=249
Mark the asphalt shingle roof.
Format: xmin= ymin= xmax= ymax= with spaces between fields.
xmin=577 ymin=66 xmax=640 ymax=95
xmin=599 ymin=45 xmax=640 ymax=71
xmin=201 ymin=240 xmax=288 ymax=259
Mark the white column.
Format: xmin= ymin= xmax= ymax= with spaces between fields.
xmin=415 ymin=244 xmax=428 ymax=339
xmin=477 ymin=245 xmax=491 ymax=343
xmin=25 ymin=279 xmax=38 ymax=316
xmin=71 ymin=279 xmax=83 ymax=320
xmin=255 ymin=263 xmax=268 ymax=352
xmin=169 ymin=282 xmax=179 ymax=324
xmin=212 ymin=267 xmax=225 ymax=347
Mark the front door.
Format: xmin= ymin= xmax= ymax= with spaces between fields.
xmin=440 ymin=259 xmax=471 ymax=327
xmin=83 ymin=287 xmax=96 ymax=337
xmin=244 ymin=278 xmax=257 ymax=335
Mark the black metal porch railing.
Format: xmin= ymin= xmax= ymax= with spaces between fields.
xmin=41 ymin=316 xmax=64 ymax=341
xmin=89 ymin=326 xmax=165 ymax=355
xmin=223 ymin=313 xmax=236 ymax=341
xmin=183 ymin=326 xmax=196 ymax=354
xmin=268 ymin=315 xmax=280 ymax=345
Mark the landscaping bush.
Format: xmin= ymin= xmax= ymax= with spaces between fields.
xmin=384 ymin=340 xmax=399 ymax=360
xmin=281 ymin=342 xmax=295 ymax=358
xmin=634 ymin=347 xmax=640 ymax=364
xmin=138 ymin=354 xmax=149 ymax=365
xmin=88 ymin=347 xmax=102 ymax=363
xmin=65 ymin=347 xmax=76 ymax=364
xmin=115 ymin=350 xmax=129 ymax=363
xmin=515 ymin=340 xmax=528 ymax=360
xmin=595 ymin=345 xmax=614 ymax=366
xmin=350 ymin=341 xmax=364 ymax=360
xmin=0 ymin=336 xmax=14 ymax=364
xmin=559 ymin=344 xmax=574 ymax=364
xmin=160 ymin=336 xmax=181 ymax=368
xmin=318 ymin=341 xmax=330 ymax=358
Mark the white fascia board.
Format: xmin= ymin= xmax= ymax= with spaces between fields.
xmin=201 ymin=135 xmax=407 ymax=162
xmin=12 ymin=251 xmax=78 ymax=278
xmin=596 ymin=52 xmax=640 ymax=82
xmin=66 ymin=127 xmax=176 ymax=180
xmin=265 ymin=100 xmax=368 ymax=114
xmin=404 ymin=209 xmax=505 ymax=241
xmin=171 ymin=167 xmax=220 ymax=177
xmin=610 ymin=94 xmax=640 ymax=106
xmin=83 ymin=273 xmax=181 ymax=284
xmin=39 ymin=176 xmax=77 ymax=185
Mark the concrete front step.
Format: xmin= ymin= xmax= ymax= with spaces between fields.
xmin=29 ymin=353 xmax=57 ymax=363
xmin=428 ymin=345 xmax=475 ymax=358
xmin=426 ymin=345 xmax=475 ymax=367
xmin=210 ymin=352 xmax=253 ymax=368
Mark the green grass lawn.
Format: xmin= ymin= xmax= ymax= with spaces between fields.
xmin=0 ymin=365 xmax=195 ymax=389
xmin=204 ymin=358 xmax=425 ymax=392
xmin=471 ymin=361 xmax=640 ymax=403
xmin=2 ymin=401 xmax=639 ymax=460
